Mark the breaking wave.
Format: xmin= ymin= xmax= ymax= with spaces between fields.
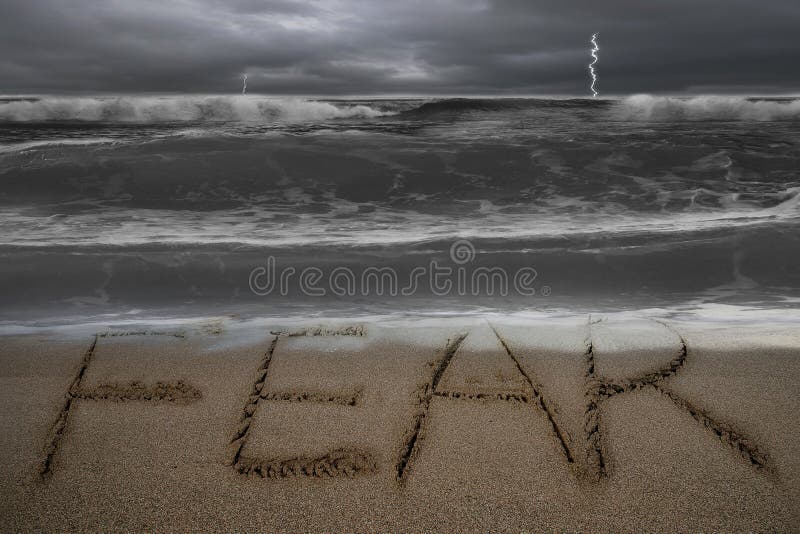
xmin=4 ymin=95 xmax=800 ymax=124
xmin=0 ymin=96 xmax=390 ymax=123
xmin=616 ymin=95 xmax=800 ymax=121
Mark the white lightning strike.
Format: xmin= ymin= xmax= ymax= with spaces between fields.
xmin=242 ymin=73 xmax=248 ymax=95
xmin=588 ymin=33 xmax=599 ymax=98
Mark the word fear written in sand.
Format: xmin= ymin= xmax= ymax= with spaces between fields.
xmin=40 ymin=324 xmax=769 ymax=482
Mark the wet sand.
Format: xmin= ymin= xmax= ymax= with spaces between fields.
xmin=1 ymin=317 xmax=798 ymax=531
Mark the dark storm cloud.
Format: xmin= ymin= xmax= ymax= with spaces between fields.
xmin=1 ymin=0 xmax=798 ymax=95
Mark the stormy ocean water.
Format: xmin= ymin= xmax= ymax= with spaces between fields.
xmin=1 ymin=94 xmax=799 ymax=326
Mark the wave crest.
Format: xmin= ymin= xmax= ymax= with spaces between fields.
xmin=399 ymin=97 xmax=608 ymax=117
xmin=0 ymin=96 xmax=389 ymax=123
xmin=616 ymin=95 xmax=800 ymax=121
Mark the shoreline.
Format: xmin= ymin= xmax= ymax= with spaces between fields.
xmin=2 ymin=304 xmax=800 ymax=340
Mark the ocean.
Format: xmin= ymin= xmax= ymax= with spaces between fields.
xmin=1 ymin=94 xmax=799 ymax=326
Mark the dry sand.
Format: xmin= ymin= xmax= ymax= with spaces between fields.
xmin=0 ymin=317 xmax=798 ymax=531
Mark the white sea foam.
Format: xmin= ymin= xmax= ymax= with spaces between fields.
xmin=616 ymin=95 xmax=800 ymax=121
xmin=3 ymin=306 xmax=800 ymax=345
xmin=0 ymin=187 xmax=797 ymax=249
xmin=0 ymin=96 xmax=390 ymax=123
xmin=0 ymin=137 xmax=118 ymax=154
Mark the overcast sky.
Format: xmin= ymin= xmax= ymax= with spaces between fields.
xmin=2 ymin=0 xmax=799 ymax=95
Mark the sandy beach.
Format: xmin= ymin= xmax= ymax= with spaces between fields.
xmin=0 ymin=316 xmax=797 ymax=531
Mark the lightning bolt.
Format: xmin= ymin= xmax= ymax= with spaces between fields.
xmin=589 ymin=33 xmax=599 ymax=98
xmin=242 ymin=73 xmax=248 ymax=95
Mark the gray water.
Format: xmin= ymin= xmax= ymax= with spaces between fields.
xmin=1 ymin=94 xmax=799 ymax=325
